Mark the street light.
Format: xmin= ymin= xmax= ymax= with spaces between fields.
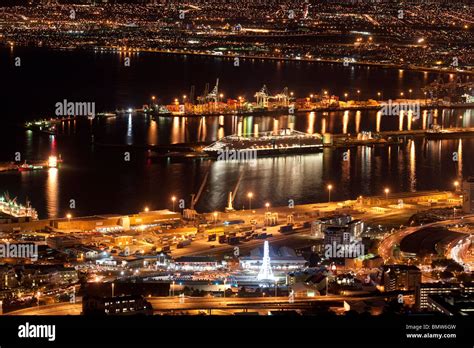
xmin=171 ymin=196 xmax=176 ymax=212
xmin=265 ymin=202 xmax=270 ymax=212
xmin=213 ymin=212 xmax=218 ymax=224
xmin=144 ymin=206 xmax=149 ymax=213
xmin=66 ymin=213 xmax=72 ymax=221
xmin=454 ymin=181 xmax=459 ymax=192
xmin=384 ymin=188 xmax=390 ymax=200
xmin=327 ymin=184 xmax=333 ymax=202
xmin=247 ymin=192 xmax=253 ymax=210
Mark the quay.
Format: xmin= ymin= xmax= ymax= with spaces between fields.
xmin=142 ymin=78 xmax=473 ymax=118
xmin=0 ymin=190 xmax=458 ymax=234
xmin=329 ymin=127 xmax=474 ymax=148
xmin=377 ymin=127 xmax=474 ymax=140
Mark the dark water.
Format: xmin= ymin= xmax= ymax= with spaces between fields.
xmin=1 ymin=47 xmax=473 ymax=218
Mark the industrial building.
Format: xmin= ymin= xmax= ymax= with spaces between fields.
xmin=239 ymin=245 xmax=306 ymax=271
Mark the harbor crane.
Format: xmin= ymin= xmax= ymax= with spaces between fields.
xmin=422 ymin=74 xmax=474 ymax=102
xmin=255 ymin=85 xmax=290 ymax=108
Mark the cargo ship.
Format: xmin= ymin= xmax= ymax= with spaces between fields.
xmin=17 ymin=156 xmax=62 ymax=172
xmin=203 ymin=129 xmax=323 ymax=157
xmin=18 ymin=162 xmax=44 ymax=171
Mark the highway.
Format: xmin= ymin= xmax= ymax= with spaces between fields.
xmin=378 ymin=215 xmax=474 ymax=265
xmin=6 ymin=294 xmax=387 ymax=315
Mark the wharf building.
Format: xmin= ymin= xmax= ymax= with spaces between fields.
xmin=239 ymin=245 xmax=306 ymax=272
xmin=0 ymin=209 xmax=180 ymax=233
xmin=313 ymin=214 xmax=364 ymax=240
xmin=316 ymin=214 xmax=366 ymax=259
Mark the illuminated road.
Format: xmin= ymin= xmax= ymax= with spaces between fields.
xmin=7 ymin=302 xmax=83 ymax=316
xmin=6 ymin=295 xmax=386 ymax=315
xmin=447 ymin=235 xmax=473 ymax=271
xmin=378 ymin=215 xmax=474 ymax=264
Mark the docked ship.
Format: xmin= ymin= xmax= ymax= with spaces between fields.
xmin=17 ymin=162 xmax=44 ymax=171
xmin=203 ymin=129 xmax=323 ymax=157
xmin=17 ymin=156 xmax=62 ymax=172
xmin=143 ymin=105 xmax=172 ymax=118
xmin=0 ymin=194 xmax=38 ymax=220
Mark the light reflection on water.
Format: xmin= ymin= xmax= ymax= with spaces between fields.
xmin=1 ymin=108 xmax=473 ymax=218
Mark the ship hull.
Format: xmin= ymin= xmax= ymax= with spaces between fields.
xmin=204 ymin=145 xmax=323 ymax=158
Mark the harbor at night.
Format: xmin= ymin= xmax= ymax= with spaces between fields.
xmin=0 ymin=0 xmax=473 ymax=346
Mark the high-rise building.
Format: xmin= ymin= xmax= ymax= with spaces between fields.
xmin=379 ymin=265 xmax=421 ymax=292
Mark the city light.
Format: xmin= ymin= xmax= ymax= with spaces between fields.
xmin=48 ymin=156 xmax=57 ymax=168
xmin=171 ymin=196 xmax=176 ymax=211
xmin=327 ymin=184 xmax=333 ymax=202
xmin=384 ymin=188 xmax=390 ymax=200
xmin=1 ymin=0 xmax=472 ymax=326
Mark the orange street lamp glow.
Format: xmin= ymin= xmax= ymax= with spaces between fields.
xmin=247 ymin=192 xmax=253 ymax=210
xmin=171 ymin=196 xmax=176 ymax=211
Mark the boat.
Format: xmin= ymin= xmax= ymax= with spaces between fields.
xmin=18 ymin=162 xmax=44 ymax=171
xmin=0 ymin=193 xmax=38 ymax=220
xmin=203 ymin=129 xmax=323 ymax=158
xmin=144 ymin=106 xmax=172 ymax=118
xmin=96 ymin=112 xmax=117 ymax=118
